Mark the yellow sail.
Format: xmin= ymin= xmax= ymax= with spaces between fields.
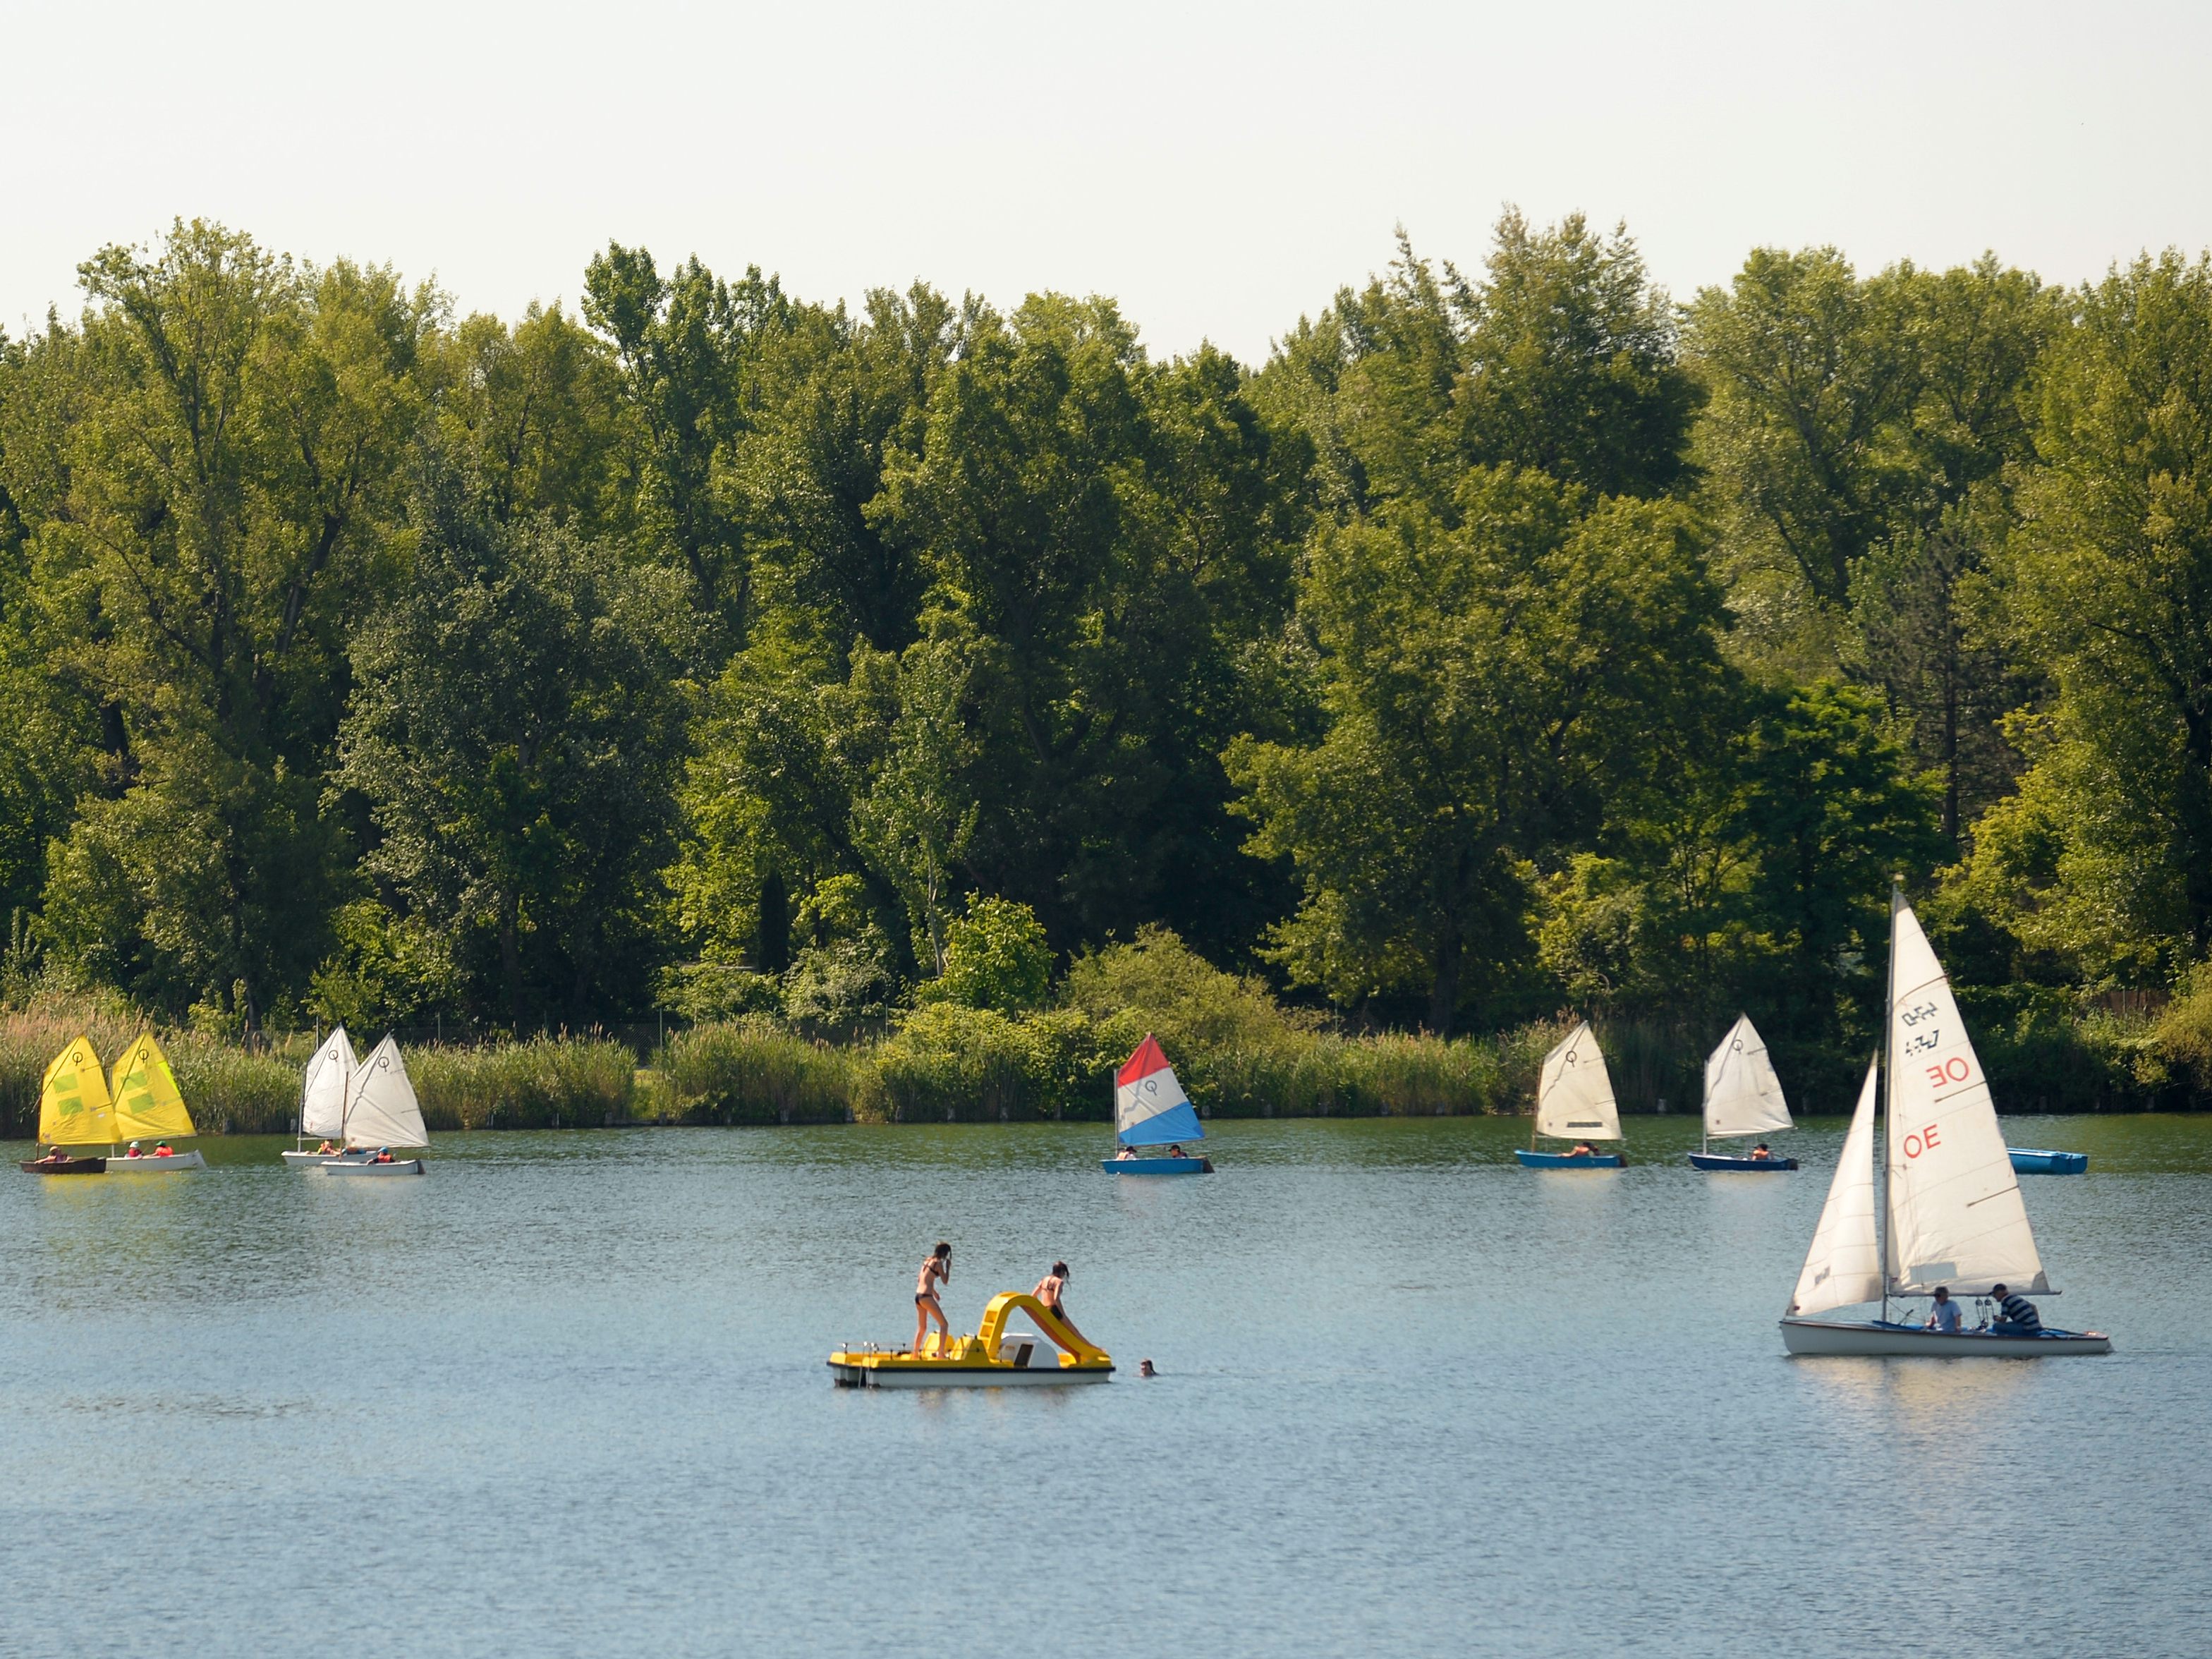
xmin=40 ymin=1037 xmax=116 ymax=1146
xmin=110 ymin=1032 xmax=195 ymax=1141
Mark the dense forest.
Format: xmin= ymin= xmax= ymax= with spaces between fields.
xmin=4 ymin=212 xmax=2212 ymax=1105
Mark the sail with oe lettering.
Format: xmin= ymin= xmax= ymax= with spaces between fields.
xmin=1884 ymin=903 xmax=2048 ymax=1296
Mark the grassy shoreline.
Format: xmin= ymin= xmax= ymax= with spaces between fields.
xmin=1 ymin=984 xmax=2193 ymax=1139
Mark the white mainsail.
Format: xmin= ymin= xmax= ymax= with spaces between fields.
xmin=1787 ymin=1059 xmax=1883 ymax=1315
xmin=1885 ymin=903 xmax=2048 ymax=1296
xmin=342 ymin=1035 xmax=428 ymax=1150
xmin=300 ymin=1026 xmax=356 ymax=1140
xmin=1703 ymin=1013 xmax=1792 ymax=1140
xmin=1534 ymin=1021 xmax=1622 ymax=1141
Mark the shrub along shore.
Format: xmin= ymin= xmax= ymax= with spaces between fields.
xmin=3 ymin=926 xmax=2204 ymax=1140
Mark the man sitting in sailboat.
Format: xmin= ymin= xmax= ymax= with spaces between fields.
xmin=1926 ymin=1287 xmax=1962 ymax=1333
xmin=1989 ymin=1284 xmax=2041 ymax=1336
xmin=1749 ymin=1143 xmax=1774 ymax=1160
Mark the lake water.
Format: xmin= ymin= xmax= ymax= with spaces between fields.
xmin=3 ymin=1114 xmax=2207 ymax=1658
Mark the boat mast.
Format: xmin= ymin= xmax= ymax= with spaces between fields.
xmin=1879 ymin=877 xmax=1901 ymax=1327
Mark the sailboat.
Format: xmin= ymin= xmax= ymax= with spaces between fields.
xmin=103 ymin=1033 xmax=205 ymax=1169
xmin=1687 ymin=1014 xmax=1797 ymax=1170
xmin=1102 ymin=1035 xmax=1212 ymax=1174
xmin=281 ymin=1026 xmax=360 ymax=1166
xmin=305 ymin=1034 xmax=429 ymax=1176
xmin=19 ymin=1036 xmax=118 ymax=1173
xmin=1780 ymin=889 xmax=2110 ymax=1356
xmin=1516 ymin=1021 xmax=1624 ymax=1167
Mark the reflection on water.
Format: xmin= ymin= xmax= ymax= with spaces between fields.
xmin=1 ymin=1116 xmax=2208 ymax=1659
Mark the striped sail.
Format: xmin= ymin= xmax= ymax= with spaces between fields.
xmin=1114 ymin=1035 xmax=1203 ymax=1146
xmin=39 ymin=1037 xmax=115 ymax=1147
xmin=111 ymin=1033 xmax=195 ymax=1142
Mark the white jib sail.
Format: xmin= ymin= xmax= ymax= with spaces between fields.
xmin=1787 ymin=1059 xmax=1883 ymax=1315
xmin=1535 ymin=1021 xmax=1622 ymax=1141
xmin=342 ymin=1035 xmax=429 ymax=1150
xmin=1703 ymin=1013 xmax=1792 ymax=1140
xmin=300 ymin=1026 xmax=356 ymax=1140
xmin=1885 ymin=903 xmax=2048 ymax=1296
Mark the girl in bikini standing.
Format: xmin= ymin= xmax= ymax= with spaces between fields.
xmin=913 ymin=1241 xmax=952 ymax=1355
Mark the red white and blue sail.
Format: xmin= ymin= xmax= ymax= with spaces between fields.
xmin=1115 ymin=1035 xmax=1203 ymax=1146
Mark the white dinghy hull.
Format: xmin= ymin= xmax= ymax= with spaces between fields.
xmin=316 ymin=1157 xmax=425 ymax=1177
xmin=280 ymin=1150 xmax=367 ymax=1167
xmin=106 ymin=1151 xmax=206 ymax=1172
xmin=1780 ymin=1318 xmax=2110 ymax=1357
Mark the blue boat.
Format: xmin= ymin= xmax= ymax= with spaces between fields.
xmin=1515 ymin=1148 xmax=1624 ymax=1169
xmin=2008 ymin=1147 xmax=2089 ymax=1175
xmin=1102 ymin=1155 xmax=1213 ymax=1175
xmin=1520 ymin=1021 xmax=1627 ymax=1169
xmin=1687 ymin=1150 xmax=1797 ymax=1172
xmin=1104 ymin=1035 xmax=1213 ymax=1176
xmin=1688 ymin=1013 xmax=1797 ymax=1172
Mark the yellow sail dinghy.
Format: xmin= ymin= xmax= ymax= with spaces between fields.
xmin=830 ymin=1292 xmax=1113 ymax=1387
xmin=19 ymin=1034 xmax=202 ymax=1173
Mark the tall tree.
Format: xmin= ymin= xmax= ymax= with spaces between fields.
xmin=337 ymin=458 xmax=692 ymax=1025
xmin=32 ymin=223 xmax=427 ymax=1028
xmin=1227 ymin=468 xmax=1725 ymax=1034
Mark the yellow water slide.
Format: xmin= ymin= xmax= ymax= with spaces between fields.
xmin=40 ymin=1036 xmax=116 ymax=1147
xmin=110 ymin=1033 xmax=195 ymax=1142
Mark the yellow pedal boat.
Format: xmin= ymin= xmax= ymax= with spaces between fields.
xmin=830 ymin=1292 xmax=1114 ymax=1387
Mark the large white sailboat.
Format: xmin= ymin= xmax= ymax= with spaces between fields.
xmin=1780 ymin=889 xmax=2110 ymax=1356
xmin=1516 ymin=1021 xmax=1624 ymax=1167
xmin=1689 ymin=1014 xmax=1796 ymax=1170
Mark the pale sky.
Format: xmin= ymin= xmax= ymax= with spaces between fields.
xmin=6 ymin=1 xmax=2208 ymax=365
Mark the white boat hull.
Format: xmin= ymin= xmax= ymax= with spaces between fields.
xmin=316 ymin=1158 xmax=425 ymax=1177
xmin=1781 ymin=1318 xmax=2111 ymax=1357
xmin=281 ymin=1150 xmax=358 ymax=1167
xmin=105 ymin=1151 xmax=206 ymax=1172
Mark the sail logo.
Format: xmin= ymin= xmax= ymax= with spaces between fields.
xmin=1902 ymin=1122 xmax=1942 ymax=1159
xmin=1924 ymin=1057 xmax=1971 ymax=1089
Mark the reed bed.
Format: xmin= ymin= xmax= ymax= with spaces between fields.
xmin=647 ymin=1019 xmax=857 ymax=1124
xmin=408 ymin=1037 xmax=638 ymax=1130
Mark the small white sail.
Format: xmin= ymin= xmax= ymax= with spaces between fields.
xmin=1703 ymin=1013 xmax=1792 ymax=1140
xmin=342 ymin=1035 xmax=428 ymax=1150
xmin=301 ymin=1026 xmax=356 ymax=1140
xmin=1534 ymin=1021 xmax=1622 ymax=1141
xmin=1885 ymin=904 xmax=2048 ymax=1296
xmin=1787 ymin=1059 xmax=1883 ymax=1315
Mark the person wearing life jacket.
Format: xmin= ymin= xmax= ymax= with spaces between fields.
xmin=124 ymin=1141 xmax=143 ymax=1158
xmin=1567 ymin=1141 xmax=1596 ymax=1158
xmin=371 ymin=1147 xmax=395 ymax=1164
xmin=1988 ymin=1283 xmax=2041 ymax=1337
xmin=154 ymin=1142 xmax=174 ymax=1157
xmin=315 ymin=1140 xmax=339 ymax=1156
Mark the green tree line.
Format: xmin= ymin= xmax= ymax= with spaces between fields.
xmin=4 ymin=213 xmax=2209 ymax=1091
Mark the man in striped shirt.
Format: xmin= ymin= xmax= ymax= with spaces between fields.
xmin=1988 ymin=1283 xmax=2041 ymax=1336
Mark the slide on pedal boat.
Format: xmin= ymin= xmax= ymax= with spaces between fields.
xmin=1687 ymin=1150 xmax=1796 ymax=1171
xmin=830 ymin=1292 xmax=1112 ymax=1387
xmin=1780 ymin=1318 xmax=2110 ymax=1357
xmin=2007 ymin=1147 xmax=2089 ymax=1175
xmin=1514 ymin=1148 xmax=1623 ymax=1169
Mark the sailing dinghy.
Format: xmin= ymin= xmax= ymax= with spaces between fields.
xmin=281 ymin=1026 xmax=360 ymax=1166
xmin=19 ymin=1037 xmax=117 ymax=1173
xmin=104 ymin=1033 xmax=205 ymax=1169
xmin=1688 ymin=1014 xmax=1795 ymax=1169
xmin=1780 ymin=891 xmax=2110 ymax=1356
xmin=308 ymin=1035 xmax=428 ymax=1176
xmin=1103 ymin=1035 xmax=1212 ymax=1174
xmin=1516 ymin=1021 xmax=1625 ymax=1167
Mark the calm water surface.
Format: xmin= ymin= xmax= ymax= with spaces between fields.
xmin=2 ymin=1114 xmax=2207 ymax=1658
